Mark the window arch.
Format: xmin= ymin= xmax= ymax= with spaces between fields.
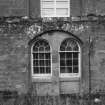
xmin=31 ymin=39 xmax=51 ymax=77
xmin=59 ymin=38 xmax=81 ymax=77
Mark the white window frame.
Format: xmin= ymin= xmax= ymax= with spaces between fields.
xmin=59 ymin=39 xmax=81 ymax=78
xmin=41 ymin=0 xmax=70 ymax=17
xmin=31 ymin=39 xmax=52 ymax=78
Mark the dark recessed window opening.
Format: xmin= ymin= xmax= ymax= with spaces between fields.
xmin=32 ymin=39 xmax=51 ymax=77
xmin=59 ymin=39 xmax=80 ymax=77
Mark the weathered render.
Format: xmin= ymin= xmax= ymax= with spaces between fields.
xmin=0 ymin=0 xmax=105 ymax=104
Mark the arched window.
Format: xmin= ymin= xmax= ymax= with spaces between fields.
xmin=31 ymin=39 xmax=51 ymax=77
xmin=59 ymin=38 xmax=81 ymax=77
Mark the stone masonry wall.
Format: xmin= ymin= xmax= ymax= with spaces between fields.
xmin=0 ymin=30 xmax=30 ymax=94
xmin=0 ymin=0 xmax=28 ymax=16
xmin=0 ymin=21 xmax=105 ymax=95
xmin=1 ymin=0 xmax=105 ymax=17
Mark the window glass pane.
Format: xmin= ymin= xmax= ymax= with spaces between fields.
xmin=45 ymin=53 xmax=50 ymax=59
xmin=33 ymin=53 xmax=38 ymax=59
xmin=34 ymin=42 xmax=40 ymax=47
xmin=60 ymin=67 xmax=65 ymax=73
xmin=39 ymin=60 xmax=44 ymax=66
xmin=42 ymin=0 xmax=54 ymax=2
xmin=46 ymin=60 xmax=50 ymax=66
xmin=41 ymin=8 xmax=55 ymax=16
xmin=60 ymin=41 xmax=66 ymax=51
xmin=33 ymin=67 xmax=39 ymax=73
xmin=39 ymin=46 xmax=45 ymax=51
xmin=73 ymin=53 xmax=78 ymax=58
xmin=73 ymin=45 xmax=79 ymax=51
xmin=73 ymin=67 xmax=78 ymax=73
xmin=60 ymin=52 xmax=65 ymax=59
xmin=65 ymin=67 xmax=68 ymax=73
xmin=40 ymin=67 xmax=45 ymax=73
xmin=46 ymin=67 xmax=51 ymax=73
xmin=67 ymin=67 xmax=72 ymax=73
xmin=33 ymin=46 xmax=38 ymax=52
xmin=33 ymin=60 xmax=38 ymax=66
xmin=73 ymin=60 xmax=78 ymax=66
xmin=66 ymin=53 xmax=72 ymax=59
xmin=66 ymin=60 xmax=72 ymax=66
xmin=41 ymin=1 xmax=54 ymax=8
xmin=39 ymin=53 xmax=44 ymax=59
xmin=60 ymin=39 xmax=79 ymax=51
xmin=56 ymin=1 xmax=68 ymax=8
xmin=45 ymin=46 xmax=50 ymax=51
xmin=66 ymin=46 xmax=72 ymax=51
xmin=56 ymin=0 xmax=68 ymax=1
xmin=60 ymin=60 xmax=65 ymax=66
xmin=60 ymin=46 xmax=65 ymax=51
xmin=56 ymin=8 xmax=68 ymax=16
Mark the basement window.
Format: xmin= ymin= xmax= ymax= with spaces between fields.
xmin=31 ymin=39 xmax=51 ymax=78
xmin=59 ymin=38 xmax=81 ymax=77
xmin=41 ymin=0 xmax=70 ymax=17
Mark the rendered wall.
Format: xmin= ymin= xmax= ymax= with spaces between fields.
xmin=0 ymin=0 xmax=105 ymax=96
xmin=0 ymin=0 xmax=28 ymax=16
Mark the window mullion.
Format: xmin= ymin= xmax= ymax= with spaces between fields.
xmin=78 ymin=52 xmax=79 ymax=74
xmin=44 ymin=48 xmax=46 ymax=74
xmin=68 ymin=0 xmax=70 ymax=16
xmin=54 ymin=0 xmax=56 ymax=17
xmin=41 ymin=0 xmax=70 ymax=17
xmin=72 ymin=52 xmax=73 ymax=73
xmin=65 ymin=52 xmax=67 ymax=73
xmin=38 ymin=48 xmax=40 ymax=74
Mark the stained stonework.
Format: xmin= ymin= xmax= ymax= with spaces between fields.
xmin=0 ymin=0 xmax=28 ymax=16
xmin=0 ymin=29 xmax=29 ymax=94
xmin=0 ymin=18 xmax=105 ymax=96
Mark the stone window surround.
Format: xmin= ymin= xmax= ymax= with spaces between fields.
xmin=31 ymin=37 xmax=81 ymax=78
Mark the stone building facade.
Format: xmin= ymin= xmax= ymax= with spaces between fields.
xmin=0 ymin=0 xmax=105 ymax=103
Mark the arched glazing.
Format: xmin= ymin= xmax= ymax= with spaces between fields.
xmin=32 ymin=39 xmax=51 ymax=75
xmin=59 ymin=39 xmax=80 ymax=76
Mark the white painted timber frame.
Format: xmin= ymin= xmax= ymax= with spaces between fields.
xmin=59 ymin=39 xmax=81 ymax=78
xmin=41 ymin=0 xmax=70 ymax=17
xmin=31 ymin=39 xmax=52 ymax=78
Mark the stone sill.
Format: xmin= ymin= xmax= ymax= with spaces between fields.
xmin=32 ymin=77 xmax=80 ymax=83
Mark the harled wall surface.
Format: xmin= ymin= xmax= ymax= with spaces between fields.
xmin=0 ymin=0 xmax=105 ymax=96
